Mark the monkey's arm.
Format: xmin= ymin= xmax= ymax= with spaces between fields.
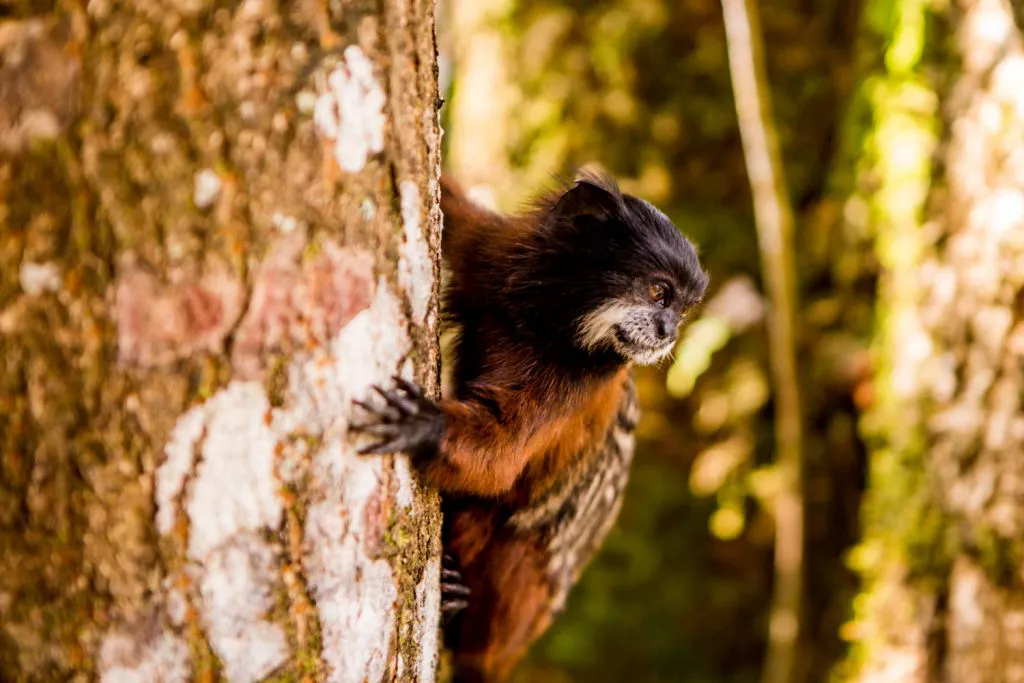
xmin=353 ymin=378 xmax=538 ymax=497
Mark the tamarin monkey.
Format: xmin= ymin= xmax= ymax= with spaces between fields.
xmin=354 ymin=168 xmax=708 ymax=682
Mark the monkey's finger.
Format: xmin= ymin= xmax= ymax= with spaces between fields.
xmin=441 ymin=582 xmax=471 ymax=597
xmin=381 ymin=434 xmax=424 ymax=454
xmin=352 ymin=399 xmax=401 ymax=423
xmin=354 ymin=401 xmax=397 ymax=421
xmin=353 ymin=399 xmax=376 ymax=413
xmin=393 ymin=376 xmax=425 ymax=399
xmin=348 ymin=420 xmax=372 ymax=433
xmin=349 ymin=422 xmax=399 ymax=437
xmin=441 ymin=568 xmax=463 ymax=581
xmin=358 ymin=438 xmax=400 ymax=455
xmin=441 ymin=599 xmax=469 ymax=614
xmin=373 ymin=386 xmax=418 ymax=416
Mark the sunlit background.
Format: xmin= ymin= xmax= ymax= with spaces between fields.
xmin=437 ymin=0 xmax=920 ymax=680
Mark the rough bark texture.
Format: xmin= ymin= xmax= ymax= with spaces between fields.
xmin=0 ymin=2 xmax=443 ymax=682
xmin=851 ymin=0 xmax=1024 ymax=680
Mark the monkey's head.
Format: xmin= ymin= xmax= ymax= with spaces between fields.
xmin=517 ymin=169 xmax=709 ymax=367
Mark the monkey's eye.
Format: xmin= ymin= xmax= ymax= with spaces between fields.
xmin=649 ymin=283 xmax=668 ymax=307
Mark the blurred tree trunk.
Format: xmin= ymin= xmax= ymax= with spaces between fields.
xmin=0 ymin=2 xmax=443 ymax=682
xmin=851 ymin=0 xmax=1024 ymax=680
xmin=440 ymin=0 xmax=514 ymax=203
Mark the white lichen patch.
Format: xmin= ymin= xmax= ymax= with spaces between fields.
xmin=284 ymin=281 xmax=413 ymax=682
xmin=155 ymin=406 xmax=207 ymax=535
xmin=399 ymin=181 xmax=432 ymax=325
xmin=313 ymin=46 xmax=386 ymax=172
xmin=153 ymin=381 xmax=289 ymax=682
xmin=18 ymin=261 xmax=61 ymax=296
xmin=99 ymin=622 xmax=190 ymax=683
xmin=271 ymin=210 xmax=302 ymax=234
xmin=274 ymin=279 xmax=410 ymax=438
xmin=149 ymin=267 xmax=437 ymax=681
xmin=415 ymin=556 xmax=441 ymax=683
xmin=333 ymin=278 xmax=411 ymax=408
xmin=193 ymin=168 xmax=222 ymax=209
xmin=304 ymin=446 xmax=398 ymax=683
xmin=185 ymin=382 xmax=282 ymax=561
xmin=394 ymin=455 xmax=416 ymax=510
xmin=166 ymin=585 xmax=188 ymax=627
xmin=196 ymin=536 xmax=290 ymax=683
xmin=361 ymin=197 xmax=377 ymax=221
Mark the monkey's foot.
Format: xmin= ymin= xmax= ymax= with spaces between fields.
xmin=441 ymin=553 xmax=470 ymax=623
xmin=352 ymin=377 xmax=444 ymax=457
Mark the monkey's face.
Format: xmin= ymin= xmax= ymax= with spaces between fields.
xmin=517 ymin=173 xmax=708 ymax=366
xmin=576 ymin=279 xmax=690 ymax=365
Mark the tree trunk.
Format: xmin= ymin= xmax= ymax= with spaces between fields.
xmin=850 ymin=0 xmax=1024 ymax=680
xmin=0 ymin=2 xmax=443 ymax=682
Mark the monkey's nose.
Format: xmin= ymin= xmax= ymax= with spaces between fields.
xmin=654 ymin=315 xmax=673 ymax=340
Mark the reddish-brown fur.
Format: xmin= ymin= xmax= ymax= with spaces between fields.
xmin=436 ymin=177 xmax=630 ymax=682
xmin=446 ymin=524 xmax=554 ymax=682
xmin=418 ymin=363 xmax=627 ymax=499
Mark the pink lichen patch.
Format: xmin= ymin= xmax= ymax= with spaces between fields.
xmin=305 ymin=243 xmax=376 ymax=345
xmin=115 ymin=265 xmax=243 ymax=368
xmin=231 ymin=237 xmax=375 ymax=380
xmin=361 ymin=482 xmax=389 ymax=554
xmin=230 ymin=233 xmax=306 ymax=378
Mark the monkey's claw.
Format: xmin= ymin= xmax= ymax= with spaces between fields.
xmin=351 ymin=377 xmax=443 ymax=457
xmin=441 ymin=553 xmax=470 ymax=622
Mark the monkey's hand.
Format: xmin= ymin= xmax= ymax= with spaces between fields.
xmin=352 ymin=377 xmax=444 ymax=459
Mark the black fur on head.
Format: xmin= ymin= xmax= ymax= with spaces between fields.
xmin=502 ymin=167 xmax=709 ymax=370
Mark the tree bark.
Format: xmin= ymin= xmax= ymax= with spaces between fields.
xmin=851 ymin=0 xmax=1024 ymax=681
xmin=0 ymin=2 xmax=443 ymax=682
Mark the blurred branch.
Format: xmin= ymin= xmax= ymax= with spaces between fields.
xmin=720 ymin=2 xmax=805 ymax=683
xmin=1009 ymin=0 xmax=1024 ymax=35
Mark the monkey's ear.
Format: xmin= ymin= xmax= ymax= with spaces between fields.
xmin=551 ymin=177 xmax=623 ymax=221
xmin=574 ymin=164 xmax=620 ymax=195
